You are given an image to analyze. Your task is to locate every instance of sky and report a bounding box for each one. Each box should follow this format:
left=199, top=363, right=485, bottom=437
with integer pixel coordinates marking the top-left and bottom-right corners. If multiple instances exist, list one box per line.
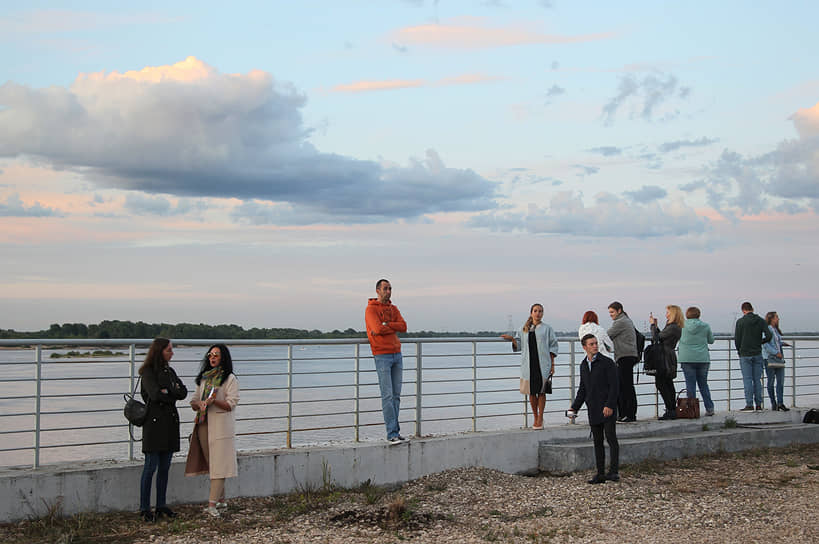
left=1, top=1, right=818, bottom=334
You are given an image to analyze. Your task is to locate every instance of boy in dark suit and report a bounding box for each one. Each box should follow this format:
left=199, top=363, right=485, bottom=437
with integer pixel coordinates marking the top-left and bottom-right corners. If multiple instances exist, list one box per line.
left=568, top=333, right=620, bottom=483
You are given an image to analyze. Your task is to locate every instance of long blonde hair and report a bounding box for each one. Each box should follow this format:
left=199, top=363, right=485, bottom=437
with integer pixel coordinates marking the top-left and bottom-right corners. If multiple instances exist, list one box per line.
left=666, top=305, right=684, bottom=328
left=523, top=303, right=543, bottom=333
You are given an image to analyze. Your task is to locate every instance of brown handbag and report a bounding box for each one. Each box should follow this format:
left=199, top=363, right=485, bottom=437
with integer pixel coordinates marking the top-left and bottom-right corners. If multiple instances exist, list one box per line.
left=675, top=389, right=700, bottom=419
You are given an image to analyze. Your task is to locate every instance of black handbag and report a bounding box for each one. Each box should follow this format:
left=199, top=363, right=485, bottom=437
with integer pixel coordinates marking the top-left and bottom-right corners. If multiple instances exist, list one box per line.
left=544, top=374, right=553, bottom=394
left=643, top=342, right=664, bottom=376
left=124, top=376, right=148, bottom=428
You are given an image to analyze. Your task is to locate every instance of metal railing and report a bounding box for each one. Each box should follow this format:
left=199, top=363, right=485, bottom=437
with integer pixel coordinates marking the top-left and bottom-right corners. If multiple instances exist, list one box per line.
left=0, top=335, right=817, bottom=469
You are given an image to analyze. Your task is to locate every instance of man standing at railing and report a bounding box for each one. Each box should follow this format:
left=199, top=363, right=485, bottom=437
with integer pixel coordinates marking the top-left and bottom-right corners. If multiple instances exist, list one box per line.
left=366, top=279, right=408, bottom=445
left=734, top=301, right=773, bottom=412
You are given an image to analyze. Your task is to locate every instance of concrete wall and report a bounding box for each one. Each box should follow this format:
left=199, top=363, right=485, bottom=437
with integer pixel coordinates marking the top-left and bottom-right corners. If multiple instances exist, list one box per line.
left=1, top=408, right=815, bottom=522
left=0, top=427, right=547, bottom=522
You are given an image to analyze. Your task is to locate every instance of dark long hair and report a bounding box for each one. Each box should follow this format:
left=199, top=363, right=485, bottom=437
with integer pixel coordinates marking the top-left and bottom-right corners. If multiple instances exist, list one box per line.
left=139, top=338, right=171, bottom=375
left=765, top=311, right=783, bottom=336
left=195, top=343, right=234, bottom=385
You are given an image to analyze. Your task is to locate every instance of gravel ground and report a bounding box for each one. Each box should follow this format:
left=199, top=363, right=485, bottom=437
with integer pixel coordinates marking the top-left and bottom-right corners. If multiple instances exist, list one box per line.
left=4, top=443, right=818, bottom=543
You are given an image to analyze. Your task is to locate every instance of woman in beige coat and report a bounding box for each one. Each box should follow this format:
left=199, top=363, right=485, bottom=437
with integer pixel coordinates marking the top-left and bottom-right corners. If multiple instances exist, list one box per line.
left=185, top=344, right=239, bottom=517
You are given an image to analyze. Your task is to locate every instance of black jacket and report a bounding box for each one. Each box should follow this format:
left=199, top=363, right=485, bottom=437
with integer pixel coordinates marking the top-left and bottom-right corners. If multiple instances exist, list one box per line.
left=140, top=365, right=187, bottom=453
left=571, top=353, right=619, bottom=425
left=652, top=322, right=681, bottom=379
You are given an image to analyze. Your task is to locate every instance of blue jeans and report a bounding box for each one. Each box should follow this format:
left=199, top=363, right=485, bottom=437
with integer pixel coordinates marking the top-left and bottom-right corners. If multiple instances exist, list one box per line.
left=765, top=360, right=785, bottom=407
left=739, top=355, right=764, bottom=407
left=374, top=352, right=403, bottom=439
left=140, top=451, right=173, bottom=511
left=680, top=362, right=714, bottom=413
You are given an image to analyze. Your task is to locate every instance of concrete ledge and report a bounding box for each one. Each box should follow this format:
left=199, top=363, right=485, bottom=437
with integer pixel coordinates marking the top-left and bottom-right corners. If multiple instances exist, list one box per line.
left=1, top=408, right=814, bottom=522
left=538, top=412, right=819, bottom=473
left=0, top=427, right=547, bottom=522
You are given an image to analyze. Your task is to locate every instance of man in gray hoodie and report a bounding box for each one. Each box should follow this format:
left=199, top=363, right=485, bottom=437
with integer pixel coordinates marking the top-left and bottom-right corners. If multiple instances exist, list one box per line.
left=607, top=301, right=638, bottom=422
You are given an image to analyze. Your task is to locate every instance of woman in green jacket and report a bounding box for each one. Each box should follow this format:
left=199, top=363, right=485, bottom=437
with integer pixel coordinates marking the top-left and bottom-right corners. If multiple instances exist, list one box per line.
left=678, top=307, right=715, bottom=416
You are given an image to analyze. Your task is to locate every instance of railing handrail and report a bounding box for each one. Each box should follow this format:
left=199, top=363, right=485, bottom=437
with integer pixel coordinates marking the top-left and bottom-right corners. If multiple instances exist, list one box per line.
left=1, top=333, right=817, bottom=348
left=0, top=335, right=816, bottom=469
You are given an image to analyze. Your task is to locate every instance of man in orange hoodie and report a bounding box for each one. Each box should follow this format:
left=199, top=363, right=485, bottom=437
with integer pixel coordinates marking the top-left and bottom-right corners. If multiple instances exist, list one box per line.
left=365, top=279, right=408, bottom=444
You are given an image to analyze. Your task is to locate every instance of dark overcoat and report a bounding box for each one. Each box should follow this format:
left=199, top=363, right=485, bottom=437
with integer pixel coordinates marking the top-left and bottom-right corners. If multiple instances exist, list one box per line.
left=140, top=364, right=187, bottom=453
left=571, top=353, right=619, bottom=425
left=652, top=322, right=682, bottom=379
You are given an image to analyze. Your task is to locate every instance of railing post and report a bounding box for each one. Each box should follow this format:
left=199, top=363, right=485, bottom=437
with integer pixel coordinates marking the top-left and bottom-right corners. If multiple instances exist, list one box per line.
left=728, top=338, right=731, bottom=412
left=471, top=341, right=477, bottom=433
left=34, top=344, right=42, bottom=469
left=128, top=344, right=136, bottom=460
left=415, top=343, right=422, bottom=437
left=790, top=339, right=797, bottom=408
left=286, top=344, right=293, bottom=448
left=569, top=341, right=576, bottom=400
left=354, top=343, right=360, bottom=442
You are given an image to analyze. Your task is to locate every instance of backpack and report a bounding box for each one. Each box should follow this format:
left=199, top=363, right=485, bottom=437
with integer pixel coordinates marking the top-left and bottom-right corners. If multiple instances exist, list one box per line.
left=634, top=328, right=646, bottom=361
left=642, top=342, right=663, bottom=376
left=804, top=409, right=819, bottom=424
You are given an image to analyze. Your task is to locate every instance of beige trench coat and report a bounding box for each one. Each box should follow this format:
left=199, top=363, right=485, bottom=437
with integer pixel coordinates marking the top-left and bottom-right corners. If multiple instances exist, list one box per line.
left=185, top=373, right=239, bottom=479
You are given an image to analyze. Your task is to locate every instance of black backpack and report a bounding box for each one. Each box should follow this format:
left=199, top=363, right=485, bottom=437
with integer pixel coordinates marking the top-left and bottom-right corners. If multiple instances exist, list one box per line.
left=804, top=409, right=819, bottom=424
left=642, top=342, right=663, bottom=376
left=634, top=328, right=646, bottom=361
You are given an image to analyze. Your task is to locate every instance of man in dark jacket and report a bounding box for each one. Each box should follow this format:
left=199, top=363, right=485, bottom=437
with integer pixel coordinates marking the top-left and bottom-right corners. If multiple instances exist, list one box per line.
left=734, top=301, right=773, bottom=411
left=568, top=334, right=620, bottom=484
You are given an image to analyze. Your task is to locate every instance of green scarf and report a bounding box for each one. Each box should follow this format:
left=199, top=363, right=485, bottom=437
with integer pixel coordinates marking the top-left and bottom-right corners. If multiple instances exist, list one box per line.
left=195, top=367, right=224, bottom=425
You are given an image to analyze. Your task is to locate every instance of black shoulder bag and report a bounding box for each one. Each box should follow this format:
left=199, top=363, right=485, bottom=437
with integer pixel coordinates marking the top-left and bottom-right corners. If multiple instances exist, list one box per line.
left=124, top=376, right=148, bottom=440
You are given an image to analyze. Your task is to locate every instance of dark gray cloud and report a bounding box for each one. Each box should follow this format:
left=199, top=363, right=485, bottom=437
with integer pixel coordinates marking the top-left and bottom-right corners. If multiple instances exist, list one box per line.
left=602, top=72, right=690, bottom=124
left=586, top=146, right=621, bottom=157
left=545, top=84, right=565, bottom=98
left=572, top=164, right=599, bottom=176
left=124, top=193, right=208, bottom=217
left=467, top=191, right=707, bottom=238
left=0, top=193, right=63, bottom=217
left=0, top=59, right=497, bottom=225
left=658, top=136, right=718, bottom=153
left=624, top=185, right=668, bottom=203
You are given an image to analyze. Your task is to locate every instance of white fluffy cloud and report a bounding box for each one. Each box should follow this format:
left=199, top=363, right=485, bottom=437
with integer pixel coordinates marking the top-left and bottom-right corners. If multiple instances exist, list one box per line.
left=0, top=57, right=497, bottom=224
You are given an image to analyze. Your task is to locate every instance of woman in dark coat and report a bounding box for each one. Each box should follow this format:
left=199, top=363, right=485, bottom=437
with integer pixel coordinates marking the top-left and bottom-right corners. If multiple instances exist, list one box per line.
left=650, top=305, right=683, bottom=420
left=139, top=338, right=187, bottom=522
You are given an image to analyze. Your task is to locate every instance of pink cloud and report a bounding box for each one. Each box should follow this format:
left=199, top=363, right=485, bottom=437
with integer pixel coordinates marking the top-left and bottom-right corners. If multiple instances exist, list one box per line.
left=330, top=73, right=501, bottom=94
left=391, top=16, right=615, bottom=49
left=330, top=79, right=425, bottom=93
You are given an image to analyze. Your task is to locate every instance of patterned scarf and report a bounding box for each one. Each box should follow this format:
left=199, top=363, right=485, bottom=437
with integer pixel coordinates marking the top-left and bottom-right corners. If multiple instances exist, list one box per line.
left=195, top=367, right=224, bottom=425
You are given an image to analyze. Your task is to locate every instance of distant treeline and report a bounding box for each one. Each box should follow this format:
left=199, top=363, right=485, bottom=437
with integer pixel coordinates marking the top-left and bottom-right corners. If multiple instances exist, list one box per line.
left=0, top=320, right=508, bottom=340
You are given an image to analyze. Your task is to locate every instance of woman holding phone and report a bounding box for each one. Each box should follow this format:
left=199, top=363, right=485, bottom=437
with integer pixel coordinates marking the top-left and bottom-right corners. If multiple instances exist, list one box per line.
left=185, top=344, right=240, bottom=517
left=501, top=303, right=559, bottom=430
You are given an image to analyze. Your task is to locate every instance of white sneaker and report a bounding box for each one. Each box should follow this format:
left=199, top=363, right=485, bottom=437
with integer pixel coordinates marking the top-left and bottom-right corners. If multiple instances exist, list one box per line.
left=204, top=505, right=220, bottom=517
left=216, top=501, right=228, bottom=509
left=388, top=436, right=402, bottom=445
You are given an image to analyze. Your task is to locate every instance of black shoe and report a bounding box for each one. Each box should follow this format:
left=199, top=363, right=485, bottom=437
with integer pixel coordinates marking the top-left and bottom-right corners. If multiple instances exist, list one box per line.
left=659, top=412, right=676, bottom=420
left=778, top=405, right=790, bottom=412
left=140, top=510, right=155, bottom=522
left=156, top=506, right=178, bottom=519
left=756, top=405, right=763, bottom=411
left=588, top=474, right=606, bottom=484
left=605, top=473, right=620, bottom=482
left=620, top=417, right=636, bottom=423
left=738, top=405, right=755, bottom=412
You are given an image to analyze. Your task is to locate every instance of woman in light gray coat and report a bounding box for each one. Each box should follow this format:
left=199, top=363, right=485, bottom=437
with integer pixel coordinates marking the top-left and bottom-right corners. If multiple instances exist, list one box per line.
left=678, top=307, right=715, bottom=416
left=502, top=303, right=558, bottom=430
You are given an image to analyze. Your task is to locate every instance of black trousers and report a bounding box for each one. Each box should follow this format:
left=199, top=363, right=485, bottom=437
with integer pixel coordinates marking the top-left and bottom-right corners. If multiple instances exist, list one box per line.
left=617, top=356, right=638, bottom=419
left=655, top=374, right=677, bottom=415
left=590, top=418, right=619, bottom=476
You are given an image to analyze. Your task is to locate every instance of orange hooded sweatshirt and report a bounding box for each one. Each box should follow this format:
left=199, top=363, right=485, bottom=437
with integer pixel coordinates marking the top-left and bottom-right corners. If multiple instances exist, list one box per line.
left=365, top=298, right=407, bottom=355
